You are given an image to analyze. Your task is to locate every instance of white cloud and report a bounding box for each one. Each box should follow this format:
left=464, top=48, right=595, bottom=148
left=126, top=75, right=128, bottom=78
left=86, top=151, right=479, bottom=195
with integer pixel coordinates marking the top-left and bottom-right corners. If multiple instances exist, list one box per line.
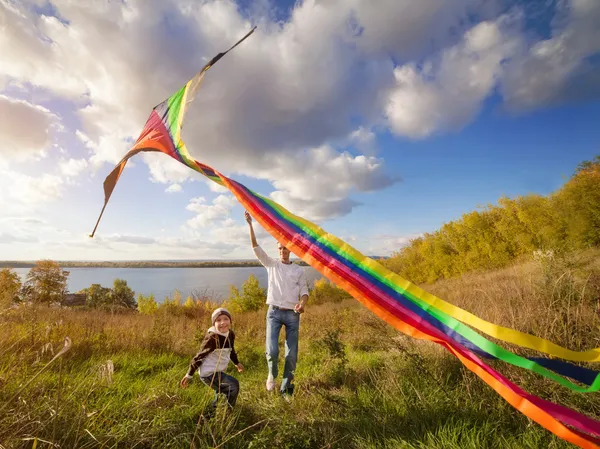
left=501, top=0, right=600, bottom=110
left=257, top=146, right=398, bottom=221
left=349, top=0, right=486, bottom=59
left=166, top=183, right=182, bottom=193
left=143, top=152, right=203, bottom=184
left=364, top=233, right=422, bottom=257
left=348, top=126, right=377, bottom=155
left=59, top=158, right=88, bottom=177
left=4, top=171, right=64, bottom=205
left=0, top=95, right=57, bottom=160
left=185, top=194, right=236, bottom=228
left=0, top=217, right=47, bottom=225
left=0, top=232, right=39, bottom=244
left=385, top=18, right=520, bottom=138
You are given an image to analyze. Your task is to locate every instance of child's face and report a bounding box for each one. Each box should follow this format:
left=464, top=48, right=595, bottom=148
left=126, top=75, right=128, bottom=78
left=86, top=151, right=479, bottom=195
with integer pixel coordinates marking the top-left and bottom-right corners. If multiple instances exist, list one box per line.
left=214, top=314, right=231, bottom=333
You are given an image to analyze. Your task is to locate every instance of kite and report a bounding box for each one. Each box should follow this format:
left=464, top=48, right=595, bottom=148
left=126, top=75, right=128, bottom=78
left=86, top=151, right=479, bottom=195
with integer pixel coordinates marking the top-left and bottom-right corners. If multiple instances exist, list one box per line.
left=91, top=28, right=600, bottom=448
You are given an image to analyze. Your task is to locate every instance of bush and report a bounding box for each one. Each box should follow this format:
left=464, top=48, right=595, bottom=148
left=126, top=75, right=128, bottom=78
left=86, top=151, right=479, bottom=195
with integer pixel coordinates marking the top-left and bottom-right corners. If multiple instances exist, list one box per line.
left=0, top=268, right=21, bottom=307
left=138, top=294, right=158, bottom=315
left=227, top=274, right=267, bottom=312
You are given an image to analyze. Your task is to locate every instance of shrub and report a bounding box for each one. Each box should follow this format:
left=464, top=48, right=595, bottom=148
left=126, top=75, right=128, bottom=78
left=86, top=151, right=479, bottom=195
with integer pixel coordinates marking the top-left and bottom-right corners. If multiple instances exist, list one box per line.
left=227, top=274, right=267, bottom=312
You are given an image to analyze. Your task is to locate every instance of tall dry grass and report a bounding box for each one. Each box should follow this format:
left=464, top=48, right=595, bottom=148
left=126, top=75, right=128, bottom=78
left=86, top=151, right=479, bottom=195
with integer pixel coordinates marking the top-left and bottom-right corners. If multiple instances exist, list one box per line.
left=1, top=252, right=599, bottom=448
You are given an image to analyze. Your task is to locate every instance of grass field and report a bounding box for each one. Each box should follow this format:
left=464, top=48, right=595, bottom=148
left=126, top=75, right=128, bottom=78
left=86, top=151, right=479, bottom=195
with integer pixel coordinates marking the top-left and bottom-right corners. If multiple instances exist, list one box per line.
left=1, top=252, right=600, bottom=448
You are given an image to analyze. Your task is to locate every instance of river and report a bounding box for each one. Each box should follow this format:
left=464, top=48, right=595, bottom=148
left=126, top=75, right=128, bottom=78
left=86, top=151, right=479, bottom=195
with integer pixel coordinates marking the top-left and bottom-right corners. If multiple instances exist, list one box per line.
left=12, top=266, right=324, bottom=302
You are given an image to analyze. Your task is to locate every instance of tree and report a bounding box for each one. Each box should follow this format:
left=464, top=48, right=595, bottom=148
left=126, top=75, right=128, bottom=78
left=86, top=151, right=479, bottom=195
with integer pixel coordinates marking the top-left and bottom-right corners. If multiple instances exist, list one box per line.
left=112, top=279, right=136, bottom=309
left=228, top=274, right=267, bottom=312
left=78, top=284, right=112, bottom=307
left=555, top=155, right=600, bottom=247
left=23, top=260, right=69, bottom=304
left=0, top=268, right=22, bottom=307
left=138, top=293, right=158, bottom=315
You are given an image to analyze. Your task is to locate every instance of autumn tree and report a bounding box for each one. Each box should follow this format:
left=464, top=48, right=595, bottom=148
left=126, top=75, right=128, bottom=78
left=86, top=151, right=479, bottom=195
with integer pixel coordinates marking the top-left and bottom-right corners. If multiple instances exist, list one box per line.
left=78, top=284, right=112, bottom=307
left=0, top=268, right=22, bottom=307
left=112, top=279, right=136, bottom=309
left=138, top=293, right=158, bottom=315
left=23, top=260, right=69, bottom=304
left=227, top=274, right=267, bottom=312
left=554, top=155, right=600, bottom=247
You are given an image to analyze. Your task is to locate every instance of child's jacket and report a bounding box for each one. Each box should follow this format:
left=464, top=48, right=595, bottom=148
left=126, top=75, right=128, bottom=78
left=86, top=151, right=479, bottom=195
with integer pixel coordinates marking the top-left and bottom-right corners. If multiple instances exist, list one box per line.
left=186, top=327, right=239, bottom=378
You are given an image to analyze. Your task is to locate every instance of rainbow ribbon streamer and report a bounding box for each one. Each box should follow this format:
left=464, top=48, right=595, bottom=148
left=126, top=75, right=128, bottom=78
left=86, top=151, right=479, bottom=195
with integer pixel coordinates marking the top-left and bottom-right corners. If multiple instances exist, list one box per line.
left=91, top=29, right=600, bottom=448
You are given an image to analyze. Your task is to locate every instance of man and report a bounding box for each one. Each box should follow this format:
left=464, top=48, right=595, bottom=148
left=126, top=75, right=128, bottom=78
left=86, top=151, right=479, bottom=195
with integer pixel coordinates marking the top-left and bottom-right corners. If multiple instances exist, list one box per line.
left=245, top=210, right=309, bottom=398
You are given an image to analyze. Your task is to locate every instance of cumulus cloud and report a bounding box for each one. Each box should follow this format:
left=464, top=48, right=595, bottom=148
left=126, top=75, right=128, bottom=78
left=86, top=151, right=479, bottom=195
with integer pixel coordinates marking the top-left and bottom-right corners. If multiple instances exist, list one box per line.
left=185, top=194, right=236, bottom=228
left=59, top=158, right=88, bottom=177
left=385, top=18, right=520, bottom=138
left=364, top=233, right=422, bottom=256
left=1, top=0, right=470, bottom=219
left=256, top=145, right=398, bottom=220
left=0, top=95, right=57, bottom=159
left=501, top=0, right=600, bottom=109
left=3, top=171, right=64, bottom=205
left=165, top=183, right=182, bottom=193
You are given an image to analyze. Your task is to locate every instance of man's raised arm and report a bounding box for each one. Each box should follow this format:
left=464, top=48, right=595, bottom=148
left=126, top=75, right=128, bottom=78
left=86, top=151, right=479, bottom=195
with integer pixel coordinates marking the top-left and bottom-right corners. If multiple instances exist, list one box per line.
left=245, top=211, right=258, bottom=248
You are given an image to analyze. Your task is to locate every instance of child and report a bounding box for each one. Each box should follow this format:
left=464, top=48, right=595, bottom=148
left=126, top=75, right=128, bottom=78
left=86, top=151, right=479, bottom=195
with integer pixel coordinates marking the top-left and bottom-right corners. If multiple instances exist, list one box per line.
left=180, top=308, right=244, bottom=418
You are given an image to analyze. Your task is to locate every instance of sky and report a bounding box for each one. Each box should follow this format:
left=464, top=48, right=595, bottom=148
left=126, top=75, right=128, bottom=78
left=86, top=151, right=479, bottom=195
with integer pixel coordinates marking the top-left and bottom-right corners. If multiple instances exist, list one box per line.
left=0, top=0, right=599, bottom=261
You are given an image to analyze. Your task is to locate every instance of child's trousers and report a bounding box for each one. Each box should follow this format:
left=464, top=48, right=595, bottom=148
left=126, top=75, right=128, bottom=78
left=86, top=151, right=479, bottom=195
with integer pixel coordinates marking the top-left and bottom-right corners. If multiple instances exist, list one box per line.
left=200, top=372, right=240, bottom=413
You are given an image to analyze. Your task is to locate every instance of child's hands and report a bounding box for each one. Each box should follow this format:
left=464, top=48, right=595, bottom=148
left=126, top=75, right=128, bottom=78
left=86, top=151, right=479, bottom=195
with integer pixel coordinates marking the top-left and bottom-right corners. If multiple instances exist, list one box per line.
left=236, top=363, right=245, bottom=373
left=180, top=376, right=191, bottom=388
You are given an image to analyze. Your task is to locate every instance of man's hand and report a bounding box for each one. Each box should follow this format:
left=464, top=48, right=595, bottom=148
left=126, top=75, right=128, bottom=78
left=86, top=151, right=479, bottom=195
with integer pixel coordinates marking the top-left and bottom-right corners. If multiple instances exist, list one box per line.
left=180, top=376, right=191, bottom=388
left=236, top=363, right=245, bottom=373
left=245, top=211, right=259, bottom=247
left=294, top=302, right=305, bottom=314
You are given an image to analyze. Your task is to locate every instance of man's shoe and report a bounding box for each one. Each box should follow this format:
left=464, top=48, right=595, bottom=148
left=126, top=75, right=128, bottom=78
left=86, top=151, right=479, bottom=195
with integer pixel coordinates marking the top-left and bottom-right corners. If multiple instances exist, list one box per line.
left=266, top=376, right=276, bottom=391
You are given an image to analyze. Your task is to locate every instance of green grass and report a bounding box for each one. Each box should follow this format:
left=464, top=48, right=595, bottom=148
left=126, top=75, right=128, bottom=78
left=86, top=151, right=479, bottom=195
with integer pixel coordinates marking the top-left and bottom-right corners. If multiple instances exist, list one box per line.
left=1, top=254, right=600, bottom=448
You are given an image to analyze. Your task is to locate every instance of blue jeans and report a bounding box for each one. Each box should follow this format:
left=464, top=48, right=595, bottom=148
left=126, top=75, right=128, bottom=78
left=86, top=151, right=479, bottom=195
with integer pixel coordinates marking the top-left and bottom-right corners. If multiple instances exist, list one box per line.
left=200, top=371, right=239, bottom=415
left=265, top=305, right=300, bottom=395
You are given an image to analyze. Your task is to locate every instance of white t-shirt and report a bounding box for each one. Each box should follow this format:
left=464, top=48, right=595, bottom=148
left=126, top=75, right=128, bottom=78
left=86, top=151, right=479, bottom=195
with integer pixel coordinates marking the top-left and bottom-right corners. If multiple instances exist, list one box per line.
left=253, top=245, right=309, bottom=309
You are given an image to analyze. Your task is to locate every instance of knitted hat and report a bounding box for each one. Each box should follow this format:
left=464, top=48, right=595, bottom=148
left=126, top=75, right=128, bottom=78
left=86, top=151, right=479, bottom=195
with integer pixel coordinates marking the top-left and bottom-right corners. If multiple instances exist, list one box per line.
left=211, top=307, right=232, bottom=325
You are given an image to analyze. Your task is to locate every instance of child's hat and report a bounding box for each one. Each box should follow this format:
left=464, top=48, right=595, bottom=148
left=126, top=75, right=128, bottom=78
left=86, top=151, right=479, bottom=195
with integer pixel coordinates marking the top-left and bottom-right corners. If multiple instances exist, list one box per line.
left=211, top=307, right=232, bottom=324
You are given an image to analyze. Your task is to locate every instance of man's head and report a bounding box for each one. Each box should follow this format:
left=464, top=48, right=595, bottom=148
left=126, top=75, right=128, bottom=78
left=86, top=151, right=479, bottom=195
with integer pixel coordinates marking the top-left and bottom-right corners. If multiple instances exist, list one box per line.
left=211, top=307, right=232, bottom=333
left=278, top=242, right=291, bottom=264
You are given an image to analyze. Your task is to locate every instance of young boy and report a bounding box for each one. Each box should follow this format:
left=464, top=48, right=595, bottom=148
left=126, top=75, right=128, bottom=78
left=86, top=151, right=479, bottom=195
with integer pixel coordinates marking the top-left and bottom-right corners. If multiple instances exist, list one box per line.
left=180, top=308, right=244, bottom=418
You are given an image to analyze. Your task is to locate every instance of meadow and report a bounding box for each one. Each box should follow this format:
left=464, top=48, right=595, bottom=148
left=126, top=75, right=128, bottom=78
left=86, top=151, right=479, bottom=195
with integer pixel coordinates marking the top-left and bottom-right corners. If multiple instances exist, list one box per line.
left=1, top=251, right=600, bottom=449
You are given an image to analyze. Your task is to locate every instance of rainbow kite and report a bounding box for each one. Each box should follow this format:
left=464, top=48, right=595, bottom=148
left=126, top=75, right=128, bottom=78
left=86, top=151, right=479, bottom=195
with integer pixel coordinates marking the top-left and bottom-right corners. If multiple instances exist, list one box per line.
left=91, top=28, right=600, bottom=448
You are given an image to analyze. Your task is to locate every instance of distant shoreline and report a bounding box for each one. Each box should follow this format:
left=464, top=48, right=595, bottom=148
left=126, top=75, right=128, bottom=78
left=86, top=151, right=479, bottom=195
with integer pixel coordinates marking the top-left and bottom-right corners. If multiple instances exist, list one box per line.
left=1, top=260, right=308, bottom=268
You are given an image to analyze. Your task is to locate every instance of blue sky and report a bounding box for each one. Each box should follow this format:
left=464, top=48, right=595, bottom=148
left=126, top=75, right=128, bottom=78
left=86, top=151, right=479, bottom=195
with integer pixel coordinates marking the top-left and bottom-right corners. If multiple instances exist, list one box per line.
left=0, top=0, right=599, bottom=261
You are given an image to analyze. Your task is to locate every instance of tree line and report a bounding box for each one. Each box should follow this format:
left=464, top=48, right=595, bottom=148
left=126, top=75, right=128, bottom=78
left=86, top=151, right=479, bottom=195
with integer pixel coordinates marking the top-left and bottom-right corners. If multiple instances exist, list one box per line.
left=381, top=155, right=600, bottom=284
left=0, top=260, right=136, bottom=310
